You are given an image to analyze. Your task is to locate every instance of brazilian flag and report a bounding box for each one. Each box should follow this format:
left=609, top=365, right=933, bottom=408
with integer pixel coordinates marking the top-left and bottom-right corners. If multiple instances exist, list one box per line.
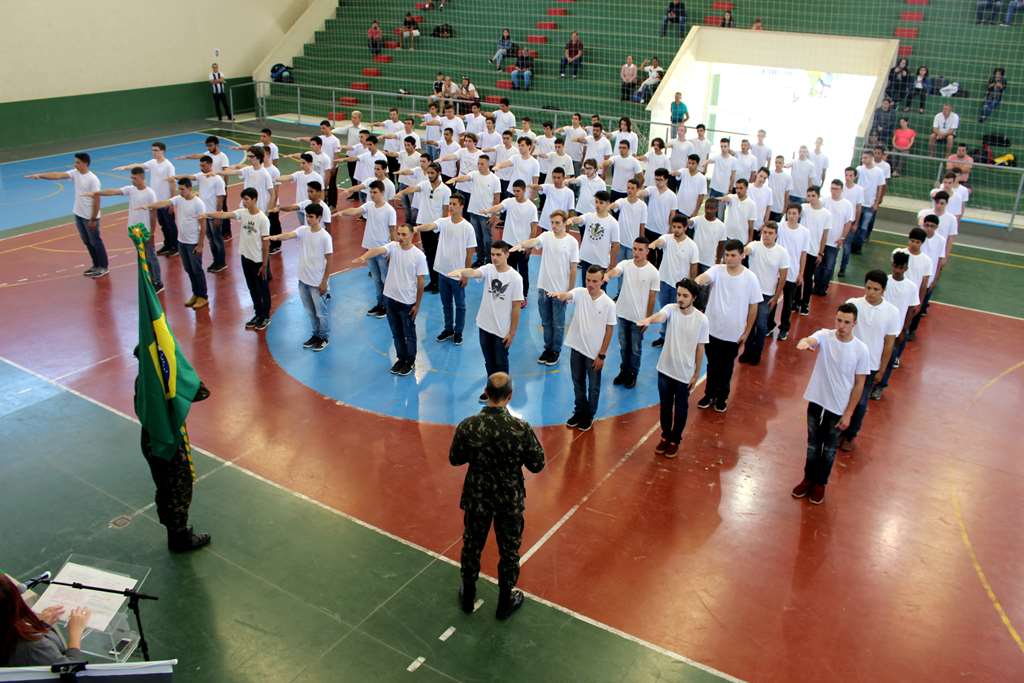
left=128, top=224, right=201, bottom=461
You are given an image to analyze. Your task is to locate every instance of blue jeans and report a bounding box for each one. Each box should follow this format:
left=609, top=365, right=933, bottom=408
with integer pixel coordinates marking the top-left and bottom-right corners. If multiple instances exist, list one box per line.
left=805, top=402, right=842, bottom=485
left=618, top=318, right=644, bottom=379
left=739, top=294, right=773, bottom=363
left=439, top=275, right=467, bottom=334
left=1007, top=0, right=1023, bottom=24
left=156, top=206, right=178, bottom=251
left=469, top=212, right=491, bottom=265
left=909, top=287, right=934, bottom=334
left=815, top=245, right=838, bottom=294
left=401, top=191, right=417, bottom=225
left=788, top=194, right=806, bottom=207
left=560, top=56, right=582, bottom=77
left=850, top=206, right=876, bottom=254
left=368, top=254, right=389, bottom=308
left=612, top=246, right=632, bottom=297
left=177, top=242, right=207, bottom=298
left=74, top=215, right=108, bottom=269
left=511, top=69, right=532, bottom=89
left=842, top=372, right=876, bottom=441
left=298, top=281, right=330, bottom=339
left=538, top=288, right=567, bottom=355
left=660, top=16, right=686, bottom=38
left=980, top=96, right=1002, bottom=120
left=385, top=296, right=417, bottom=362
left=658, top=372, right=690, bottom=443
left=570, top=349, right=602, bottom=420
left=479, top=329, right=509, bottom=377
left=656, top=281, right=676, bottom=341
left=205, top=219, right=226, bottom=268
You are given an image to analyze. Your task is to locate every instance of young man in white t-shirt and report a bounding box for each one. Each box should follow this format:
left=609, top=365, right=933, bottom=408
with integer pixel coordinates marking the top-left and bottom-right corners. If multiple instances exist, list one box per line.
left=811, top=137, right=829, bottom=186
left=448, top=155, right=501, bottom=268
left=906, top=217, right=945, bottom=342
left=602, top=139, right=643, bottom=203
left=689, top=198, right=726, bottom=278
left=798, top=186, right=831, bottom=315
left=734, top=139, right=759, bottom=184
left=719, top=178, right=758, bottom=244
left=415, top=193, right=476, bottom=345
left=649, top=214, right=699, bottom=347
left=145, top=178, right=209, bottom=309
left=170, top=156, right=228, bottom=273
left=766, top=155, right=793, bottom=222
left=603, top=236, right=660, bottom=387
left=671, top=153, right=707, bottom=220
left=176, top=135, right=232, bottom=239
left=566, top=191, right=620, bottom=287
left=396, top=161, right=450, bottom=292
left=449, top=241, right=525, bottom=401
left=746, top=167, right=773, bottom=237
left=610, top=177, right=648, bottom=268
left=636, top=168, right=678, bottom=271
left=220, top=145, right=275, bottom=215
left=838, top=166, right=865, bottom=277
left=839, top=270, right=901, bottom=452
left=556, top=113, right=587, bottom=176
left=694, top=239, right=762, bottom=412
left=917, top=190, right=957, bottom=259
left=738, top=221, right=789, bottom=365
left=667, top=124, right=695, bottom=191
left=851, top=151, right=886, bottom=253
left=816, top=179, right=855, bottom=295
left=115, top=142, right=179, bottom=255
left=873, top=250, right=920, bottom=400
left=483, top=180, right=538, bottom=298
left=548, top=265, right=617, bottom=432
left=201, top=187, right=272, bottom=330
left=705, top=138, right=737, bottom=218
left=752, top=129, right=772, bottom=170
left=510, top=210, right=579, bottom=365
left=91, top=165, right=157, bottom=285
left=339, top=181, right=398, bottom=316
left=638, top=278, right=709, bottom=457
left=265, top=204, right=333, bottom=351
left=353, top=224, right=429, bottom=376
left=772, top=205, right=813, bottom=340
left=568, top=159, right=607, bottom=216
left=530, top=168, right=575, bottom=233
left=786, top=146, right=816, bottom=205
left=793, top=302, right=871, bottom=504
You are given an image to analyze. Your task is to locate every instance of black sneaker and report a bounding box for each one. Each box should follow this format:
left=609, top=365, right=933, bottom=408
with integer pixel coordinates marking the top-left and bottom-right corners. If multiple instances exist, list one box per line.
left=869, top=385, right=883, bottom=400
left=495, top=590, right=525, bottom=620
left=89, top=267, right=109, bottom=279
left=697, top=395, right=714, bottom=409
left=303, top=335, right=319, bottom=348
left=837, top=270, right=846, bottom=278
left=576, top=417, right=593, bottom=432
left=453, top=333, right=463, bottom=345
left=437, top=330, right=455, bottom=343
left=478, top=392, right=488, bottom=403
left=254, top=317, right=271, bottom=331
left=82, top=267, right=99, bottom=277
left=245, top=316, right=259, bottom=330
left=778, top=330, right=789, bottom=341
left=623, top=376, right=637, bottom=389
left=207, top=263, right=228, bottom=273
left=396, top=360, right=415, bottom=376
left=612, top=372, right=627, bottom=386
left=154, top=283, right=165, bottom=294
left=893, top=357, right=901, bottom=368
left=537, top=350, right=551, bottom=364
left=168, top=526, right=212, bottom=553
left=714, top=398, right=728, bottom=413
left=312, top=337, right=329, bottom=352
left=390, top=360, right=404, bottom=374
left=800, top=306, right=810, bottom=316
left=367, top=305, right=384, bottom=318
left=652, top=338, right=665, bottom=348
left=565, top=413, right=581, bottom=428
left=544, top=352, right=560, bottom=366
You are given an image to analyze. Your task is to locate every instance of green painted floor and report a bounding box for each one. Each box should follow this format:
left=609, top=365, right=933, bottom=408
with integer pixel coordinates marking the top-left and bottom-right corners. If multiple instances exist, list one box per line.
left=0, top=361, right=724, bottom=682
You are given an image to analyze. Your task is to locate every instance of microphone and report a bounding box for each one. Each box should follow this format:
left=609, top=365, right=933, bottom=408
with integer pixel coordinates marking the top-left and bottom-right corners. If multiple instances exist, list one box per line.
left=23, top=571, right=51, bottom=591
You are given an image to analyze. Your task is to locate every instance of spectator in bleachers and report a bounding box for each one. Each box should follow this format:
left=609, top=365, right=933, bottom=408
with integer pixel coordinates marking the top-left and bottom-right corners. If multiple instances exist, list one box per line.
left=661, top=1, right=687, bottom=39
left=929, top=102, right=959, bottom=156
left=903, top=66, right=931, bottom=114
left=671, top=92, right=690, bottom=127
left=560, top=31, right=584, bottom=79
left=634, top=57, right=664, bottom=103
left=458, top=76, right=480, bottom=114
left=721, top=9, right=735, bottom=27
left=620, top=56, right=638, bottom=102
left=751, top=17, right=764, bottom=30
left=400, top=13, right=420, bottom=50
left=885, top=58, right=911, bottom=104
left=367, top=20, right=383, bottom=56
left=976, top=0, right=1003, bottom=24
left=890, top=117, right=916, bottom=177
left=979, top=67, right=1007, bottom=122
left=429, top=72, right=445, bottom=105
left=441, top=75, right=459, bottom=108
left=870, top=97, right=897, bottom=148
left=490, top=29, right=514, bottom=70
left=1003, top=0, right=1024, bottom=25
left=511, top=48, right=534, bottom=91
left=946, top=144, right=974, bottom=185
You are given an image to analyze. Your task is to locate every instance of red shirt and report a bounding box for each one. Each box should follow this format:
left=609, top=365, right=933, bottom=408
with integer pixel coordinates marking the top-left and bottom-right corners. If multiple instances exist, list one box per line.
left=893, top=128, right=916, bottom=151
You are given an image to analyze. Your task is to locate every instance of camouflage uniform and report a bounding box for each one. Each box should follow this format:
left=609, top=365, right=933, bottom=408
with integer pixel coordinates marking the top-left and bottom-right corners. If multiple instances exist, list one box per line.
left=141, top=426, right=195, bottom=532
left=449, top=406, right=546, bottom=593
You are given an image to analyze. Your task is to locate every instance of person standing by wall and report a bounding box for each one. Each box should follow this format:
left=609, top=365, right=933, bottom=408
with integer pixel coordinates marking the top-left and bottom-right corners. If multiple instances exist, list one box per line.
left=209, top=63, right=231, bottom=121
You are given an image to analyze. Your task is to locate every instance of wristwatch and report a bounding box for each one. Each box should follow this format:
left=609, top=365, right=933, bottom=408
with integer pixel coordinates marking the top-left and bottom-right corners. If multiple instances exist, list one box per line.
left=598, top=353, right=606, bottom=359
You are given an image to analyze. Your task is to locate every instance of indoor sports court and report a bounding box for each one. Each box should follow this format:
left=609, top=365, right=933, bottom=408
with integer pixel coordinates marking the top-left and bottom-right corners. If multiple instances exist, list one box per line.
left=2, top=1, right=1023, bottom=682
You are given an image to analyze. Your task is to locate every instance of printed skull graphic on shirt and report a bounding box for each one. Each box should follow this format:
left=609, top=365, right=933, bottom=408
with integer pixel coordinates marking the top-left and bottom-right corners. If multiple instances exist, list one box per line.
left=489, top=278, right=510, bottom=300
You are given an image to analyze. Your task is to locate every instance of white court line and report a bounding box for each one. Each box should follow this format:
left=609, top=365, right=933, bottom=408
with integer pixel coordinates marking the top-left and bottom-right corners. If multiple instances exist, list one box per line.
left=0, top=354, right=744, bottom=682
left=52, top=352, right=124, bottom=382
left=438, top=626, right=455, bottom=642
left=833, top=280, right=1023, bottom=321
left=406, top=656, right=426, bottom=672
left=873, top=228, right=1023, bottom=257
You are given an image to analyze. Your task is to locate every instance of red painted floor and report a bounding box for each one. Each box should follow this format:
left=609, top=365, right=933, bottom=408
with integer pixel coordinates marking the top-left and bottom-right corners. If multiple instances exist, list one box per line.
left=2, top=187, right=1021, bottom=681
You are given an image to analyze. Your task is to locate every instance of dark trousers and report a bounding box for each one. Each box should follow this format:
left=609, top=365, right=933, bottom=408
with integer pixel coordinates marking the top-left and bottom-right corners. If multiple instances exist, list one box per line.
left=268, top=211, right=282, bottom=252
left=479, top=329, right=509, bottom=377
left=385, top=296, right=417, bottom=362
left=560, top=56, right=582, bottom=77
left=178, top=243, right=208, bottom=298
left=241, top=256, right=271, bottom=319
left=618, top=318, right=644, bottom=378
left=814, top=245, right=838, bottom=295
left=74, top=215, right=108, bottom=269
left=909, top=287, right=934, bottom=334
left=739, top=294, right=773, bottom=364
left=842, top=373, right=876, bottom=441
left=156, top=206, right=178, bottom=251
left=695, top=263, right=710, bottom=311
left=800, top=256, right=816, bottom=309
left=205, top=219, right=226, bottom=268
left=142, top=430, right=193, bottom=531
left=644, top=228, right=664, bottom=268
left=508, top=251, right=530, bottom=293
left=570, top=349, right=602, bottom=420
left=460, top=509, right=525, bottom=592
left=768, top=281, right=799, bottom=335
left=805, top=402, right=842, bottom=486
left=658, top=372, right=690, bottom=443
left=212, top=91, right=232, bottom=120
left=218, top=196, right=231, bottom=238
left=703, top=335, right=739, bottom=401
left=469, top=212, right=491, bottom=265
left=878, top=335, right=907, bottom=389
left=420, top=229, right=440, bottom=289
left=326, top=169, right=338, bottom=209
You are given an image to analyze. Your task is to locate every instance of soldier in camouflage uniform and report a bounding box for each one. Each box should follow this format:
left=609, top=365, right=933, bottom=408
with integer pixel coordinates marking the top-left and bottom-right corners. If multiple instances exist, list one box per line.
left=449, top=372, right=546, bottom=620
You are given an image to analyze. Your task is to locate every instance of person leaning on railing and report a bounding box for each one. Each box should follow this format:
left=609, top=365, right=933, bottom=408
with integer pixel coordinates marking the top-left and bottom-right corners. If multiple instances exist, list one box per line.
left=0, top=574, right=91, bottom=667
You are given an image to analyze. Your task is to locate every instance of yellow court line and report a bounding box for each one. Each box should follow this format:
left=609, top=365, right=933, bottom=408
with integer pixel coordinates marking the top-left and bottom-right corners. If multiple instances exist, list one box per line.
left=872, top=239, right=1024, bottom=270
left=951, top=493, right=1024, bottom=654
left=971, top=360, right=1024, bottom=406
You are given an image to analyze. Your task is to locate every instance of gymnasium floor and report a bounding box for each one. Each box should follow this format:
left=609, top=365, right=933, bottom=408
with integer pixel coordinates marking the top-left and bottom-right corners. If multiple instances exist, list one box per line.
left=1, top=130, right=1022, bottom=682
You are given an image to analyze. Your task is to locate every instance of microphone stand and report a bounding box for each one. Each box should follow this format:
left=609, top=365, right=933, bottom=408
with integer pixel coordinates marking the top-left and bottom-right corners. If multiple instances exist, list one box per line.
left=35, top=579, right=158, bottom=661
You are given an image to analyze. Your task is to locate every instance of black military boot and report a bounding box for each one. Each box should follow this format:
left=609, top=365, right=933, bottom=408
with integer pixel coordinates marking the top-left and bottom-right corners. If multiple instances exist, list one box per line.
left=458, top=579, right=476, bottom=614
left=495, top=588, right=524, bottom=620
left=168, top=526, right=212, bottom=553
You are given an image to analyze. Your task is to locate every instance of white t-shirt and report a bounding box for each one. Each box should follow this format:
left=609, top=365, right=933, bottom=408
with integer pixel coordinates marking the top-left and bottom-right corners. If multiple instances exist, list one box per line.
left=382, top=120, right=405, bottom=154
left=675, top=171, right=707, bottom=218
left=191, top=173, right=226, bottom=212
left=776, top=224, right=813, bottom=283
left=668, top=138, right=695, bottom=170
left=494, top=144, right=516, bottom=181
left=842, top=183, right=866, bottom=208
left=803, top=329, right=871, bottom=415
left=643, top=151, right=671, bottom=188
left=297, top=199, right=332, bottom=226
left=120, top=185, right=156, bottom=229
left=789, top=158, right=815, bottom=197
left=932, top=112, right=960, bottom=133
left=565, top=287, right=617, bottom=359
left=800, top=204, right=832, bottom=254
left=690, top=137, right=712, bottom=168
left=583, top=135, right=613, bottom=164
left=254, top=141, right=279, bottom=161
left=609, top=155, right=643, bottom=192
left=510, top=155, right=540, bottom=188
left=577, top=212, right=620, bottom=267
left=746, top=241, right=790, bottom=295
left=422, top=114, right=442, bottom=145
left=170, top=195, right=207, bottom=244
left=612, top=197, right=647, bottom=245
left=499, top=197, right=538, bottom=244
left=691, top=216, right=726, bottom=266
left=747, top=184, right=772, bottom=228
left=917, top=208, right=958, bottom=240
left=614, top=260, right=660, bottom=323
left=208, top=151, right=231, bottom=173
left=921, top=233, right=947, bottom=282
left=562, top=125, right=586, bottom=161
left=311, top=151, right=332, bottom=179
left=895, top=248, right=933, bottom=289
left=547, top=152, right=574, bottom=179
left=456, top=148, right=484, bottom=193
left=475, top=265, right=525, bottom=337
left=383, top=242, right=429, bottom=305
left=241, top=166, right=275, bottom=212
left=479, top=131, right=502, bottom=163
left=752, top=143, right=772, bottom=169
left=723, top=195, right=757, bottom=242
left=656, top=235, right=700, bottom=285
left=884, top=276, right=920, bottom=324
left=360, top=201, right=398, bottom=249
left=944, top=184, right=970, bottom=217
left=537, top=184, right=575, bottom=230
left=810, top=151, right=829, bottom=185
left=856, top=164, right=886, bottom=206
left=734, top=152, right=759, bottom=182
left=708, top=153, right=736, bottom=194
left=355, top=150, right=387, bottom=184
left=294, top=225, right=333, bottom=287
left=319, top=134, right=341, bottom=163
left=464, top=170, right=500, bottom=215
left=535, top=135, right=557, bottom=173
left=433, top=217, right=477, bottom=277
left=143, top=159, right=176, bottom=201
left=645, top=187, right=677, bottom=235
left=233, top=208, right=270, bottom=262
left=574, top=175, right=607, bottom=215
left=288, top=170, right=324, bottom=204
left=656, top=305, right=710, bottom=383
left=613, top=131, right=639, bottom=155
left=823, top=197, right=855, bottom=247
left=847, top=296, right=902, bottom=371
left=536, top=231, right=580, bottom=293
left=767, top=170, right=793, bottom=213
left=492, top=110, right=516, bottom=136
left=416, top=180, right=451, bottom=225
left=703, top=265, right=762, bottom=342
left=439, top=115, right=466, bottom=138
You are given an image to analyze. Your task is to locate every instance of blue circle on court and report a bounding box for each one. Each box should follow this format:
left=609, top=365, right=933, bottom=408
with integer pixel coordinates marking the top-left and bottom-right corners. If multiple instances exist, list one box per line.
left=266, top=260, right=668, bottom=426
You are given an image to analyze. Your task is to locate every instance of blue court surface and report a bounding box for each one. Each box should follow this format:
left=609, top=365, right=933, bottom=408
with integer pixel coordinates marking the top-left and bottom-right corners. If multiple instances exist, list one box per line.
left=267, top=262, right=707, bottom=426
left=0, top=132, right=240, bottom=233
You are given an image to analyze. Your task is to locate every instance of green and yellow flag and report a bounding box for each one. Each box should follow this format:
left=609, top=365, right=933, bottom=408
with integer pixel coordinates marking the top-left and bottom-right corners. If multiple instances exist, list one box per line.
left=128, top=224, right=201, bottom=461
